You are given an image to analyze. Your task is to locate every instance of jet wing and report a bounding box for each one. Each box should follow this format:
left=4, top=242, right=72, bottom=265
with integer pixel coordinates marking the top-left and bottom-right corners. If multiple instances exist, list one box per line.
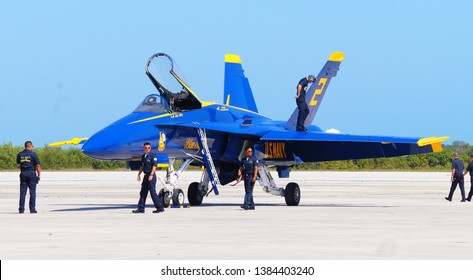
left=261, top=131, right=448, bottom=162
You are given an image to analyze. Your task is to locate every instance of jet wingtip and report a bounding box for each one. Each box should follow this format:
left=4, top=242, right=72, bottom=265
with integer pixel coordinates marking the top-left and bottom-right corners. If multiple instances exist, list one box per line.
left=417, top=136, right=449, bottom=153
left=417, top=136, right=449, bottom=147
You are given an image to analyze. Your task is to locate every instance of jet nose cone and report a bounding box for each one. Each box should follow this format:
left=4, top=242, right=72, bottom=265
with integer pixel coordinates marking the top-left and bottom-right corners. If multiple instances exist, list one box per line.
left=81, top=112, right=159, bottom=160
left=81, top=134, right=110, bottom=159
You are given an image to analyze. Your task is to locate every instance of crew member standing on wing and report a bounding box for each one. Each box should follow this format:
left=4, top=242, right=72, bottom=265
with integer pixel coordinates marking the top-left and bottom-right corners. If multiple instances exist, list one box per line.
left=445, top=152, right=466, bottom=202
left=133, top=142, right=165, bottom=213
left=464, top=154, right=473, bottom=202
left=295, top=75, right=316, bottom=131
left=237, top=146, right=259, bottom=210
left=16, top=141, right=41, bottom=214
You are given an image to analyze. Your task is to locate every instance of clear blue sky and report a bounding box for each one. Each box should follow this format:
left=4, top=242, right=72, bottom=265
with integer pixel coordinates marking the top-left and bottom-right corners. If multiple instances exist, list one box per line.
left=1, top=1, right=472, bottom=147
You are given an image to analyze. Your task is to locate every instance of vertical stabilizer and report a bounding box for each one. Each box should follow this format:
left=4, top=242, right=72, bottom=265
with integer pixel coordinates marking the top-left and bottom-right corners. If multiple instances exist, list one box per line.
left=223, top=54, right=258, bottom=113
left=286, top=52, right=344, bottom=130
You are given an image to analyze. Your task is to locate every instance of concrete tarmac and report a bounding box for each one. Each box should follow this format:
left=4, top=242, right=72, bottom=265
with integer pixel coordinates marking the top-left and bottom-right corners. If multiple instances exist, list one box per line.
left=0, top=171, right=472, bottom=259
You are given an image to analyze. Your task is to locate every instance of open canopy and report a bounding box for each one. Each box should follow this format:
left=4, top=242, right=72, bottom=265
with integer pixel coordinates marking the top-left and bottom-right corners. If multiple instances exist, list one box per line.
left=146, top=53, right=202, bottom=112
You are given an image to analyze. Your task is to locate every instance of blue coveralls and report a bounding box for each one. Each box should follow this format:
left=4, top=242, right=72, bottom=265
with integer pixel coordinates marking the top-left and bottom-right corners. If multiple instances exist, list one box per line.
left=16, top=149, right=40, bottom=213
left=240, top=156, right=258, bottom=208
left=137, top=152, right=165, bottom=212
left=447, top=158, right=466, bottom=201
left=296, top=77, right=310, bottom=131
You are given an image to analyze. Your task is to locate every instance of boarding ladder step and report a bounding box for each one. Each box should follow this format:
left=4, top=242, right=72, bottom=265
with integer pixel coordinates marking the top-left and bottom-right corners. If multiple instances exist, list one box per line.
left=196, top=128, right=221, bottom=195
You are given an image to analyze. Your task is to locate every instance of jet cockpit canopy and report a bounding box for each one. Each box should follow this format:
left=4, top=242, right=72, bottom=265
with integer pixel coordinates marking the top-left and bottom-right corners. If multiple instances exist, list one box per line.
left=146, top=53, right=202, bottom=112
left=133, top=94, right=170, bottom=114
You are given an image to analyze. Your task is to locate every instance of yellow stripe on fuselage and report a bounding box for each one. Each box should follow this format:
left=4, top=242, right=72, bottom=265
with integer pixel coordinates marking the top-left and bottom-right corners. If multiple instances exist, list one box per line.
left=128, top=103, right=266, bottom=125
left=128, top=113, right=175, bottom=124
left=128, top=102, right=215, bottom=125
left=202, top=101, right=216, bottom=107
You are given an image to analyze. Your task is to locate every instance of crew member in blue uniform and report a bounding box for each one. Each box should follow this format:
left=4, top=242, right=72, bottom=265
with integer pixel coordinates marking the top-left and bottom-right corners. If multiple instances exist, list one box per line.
left=465, top=154, right=473, bottom=202
left=237, top=146, right=259, bottom=210
left=16, top=141, right=41, bottom=213
left=445, top=152, right=466, bottom=202
left=295, top=75, right=316, bottom=131
left=133, top=142, right=165, bottom=213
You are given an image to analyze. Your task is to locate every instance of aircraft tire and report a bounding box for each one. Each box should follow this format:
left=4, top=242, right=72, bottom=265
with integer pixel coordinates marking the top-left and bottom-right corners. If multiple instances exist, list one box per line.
left=188, top=182, right=203, bottom=206
left=172, top=188, right=185, bottom=206
left=285, top=182, right=301, bottom=206
left=159, top=189, right=171, bottom=208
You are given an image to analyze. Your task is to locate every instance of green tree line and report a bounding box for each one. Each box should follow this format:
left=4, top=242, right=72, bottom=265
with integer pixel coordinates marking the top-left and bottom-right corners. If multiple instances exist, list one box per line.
left=1, top=141, right=472, bottom=171
left=0, top=143, right=125, bottom=170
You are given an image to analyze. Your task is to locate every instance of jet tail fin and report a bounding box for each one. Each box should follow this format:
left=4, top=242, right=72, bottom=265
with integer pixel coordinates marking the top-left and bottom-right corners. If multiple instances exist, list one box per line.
left=286, top=52, right=344, bottom=130
left=223, top=54, right=258, bottom=113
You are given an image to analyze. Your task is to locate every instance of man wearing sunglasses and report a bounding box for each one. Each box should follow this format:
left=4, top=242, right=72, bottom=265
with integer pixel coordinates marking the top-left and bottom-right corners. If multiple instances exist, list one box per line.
left=133, top=142, right=165, bottom=213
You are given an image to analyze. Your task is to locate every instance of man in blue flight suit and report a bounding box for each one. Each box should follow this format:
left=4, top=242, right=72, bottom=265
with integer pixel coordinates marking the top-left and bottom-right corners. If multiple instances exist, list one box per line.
left=236, top=146, right=259, bottom=210
left=445, top=152, right=466, bottom=202
left=132, top=142, right=165, bottom=213
left=16, top=141, right=41, bottom=213
left=295, top=75, right=316, bottom=131
left=465, top=154, right=473, bottom=202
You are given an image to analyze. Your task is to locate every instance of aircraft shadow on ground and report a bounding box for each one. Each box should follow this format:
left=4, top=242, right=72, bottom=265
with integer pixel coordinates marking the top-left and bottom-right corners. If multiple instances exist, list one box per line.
left=49, top=203, right=397, bottom=212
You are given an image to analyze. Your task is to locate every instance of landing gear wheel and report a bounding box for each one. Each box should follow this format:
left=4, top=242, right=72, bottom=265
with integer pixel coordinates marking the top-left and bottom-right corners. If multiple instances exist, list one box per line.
left=172, top=188, right=185, bottom=206
left=188, top=182, right=204, bottom=206
left=159, top=189, right=171, bottom=208
left=285, top=182, right=301, bottom=206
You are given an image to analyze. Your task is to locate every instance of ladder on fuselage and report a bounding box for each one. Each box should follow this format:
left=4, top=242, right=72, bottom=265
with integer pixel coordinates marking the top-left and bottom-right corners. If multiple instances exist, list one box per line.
left=195, top=128, right=221, bottom=195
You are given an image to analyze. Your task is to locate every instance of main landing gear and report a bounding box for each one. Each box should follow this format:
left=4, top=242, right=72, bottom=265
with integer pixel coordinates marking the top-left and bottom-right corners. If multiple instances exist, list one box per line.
left=159, top=160, right=301, bottom=207
left=257, top=165, right=301, bottom=206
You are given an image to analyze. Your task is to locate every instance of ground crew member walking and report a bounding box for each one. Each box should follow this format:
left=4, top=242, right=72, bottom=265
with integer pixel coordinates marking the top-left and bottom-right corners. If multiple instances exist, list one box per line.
left=132, top=142, right=165, bottom=213
left=237, top=146, right=259, bottom=210
left=465, top=154, right=473, bottom=202
left=445, top=152, right=466, bottom=202
left=295, top=75, right=316, bottom=131
left=16, top=141, right=41, bottom=213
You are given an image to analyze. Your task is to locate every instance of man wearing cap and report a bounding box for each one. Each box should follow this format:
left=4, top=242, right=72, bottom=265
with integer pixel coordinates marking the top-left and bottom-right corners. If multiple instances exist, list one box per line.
left=16, top=141, right=41, bottom=213
left=295, top=75, right=316, bottom=131
left=464, top=154, right=473, bottom=201
left=445, top=152, right=466, bottom=202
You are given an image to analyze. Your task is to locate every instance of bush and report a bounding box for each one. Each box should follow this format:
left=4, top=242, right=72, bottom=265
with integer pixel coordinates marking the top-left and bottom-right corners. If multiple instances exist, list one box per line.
left=1, top=141, right=471, bottom=171
left=1, top=143, right=125, bottom=170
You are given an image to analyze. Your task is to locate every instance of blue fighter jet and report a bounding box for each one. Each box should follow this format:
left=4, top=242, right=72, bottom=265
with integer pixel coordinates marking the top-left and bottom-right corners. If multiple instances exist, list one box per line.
left=51, top=52, right=448, bottom=207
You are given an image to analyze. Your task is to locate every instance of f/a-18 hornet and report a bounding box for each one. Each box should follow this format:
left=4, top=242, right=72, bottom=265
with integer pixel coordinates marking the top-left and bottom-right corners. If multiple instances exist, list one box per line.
left=52, top=52, right=448, bottom=207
